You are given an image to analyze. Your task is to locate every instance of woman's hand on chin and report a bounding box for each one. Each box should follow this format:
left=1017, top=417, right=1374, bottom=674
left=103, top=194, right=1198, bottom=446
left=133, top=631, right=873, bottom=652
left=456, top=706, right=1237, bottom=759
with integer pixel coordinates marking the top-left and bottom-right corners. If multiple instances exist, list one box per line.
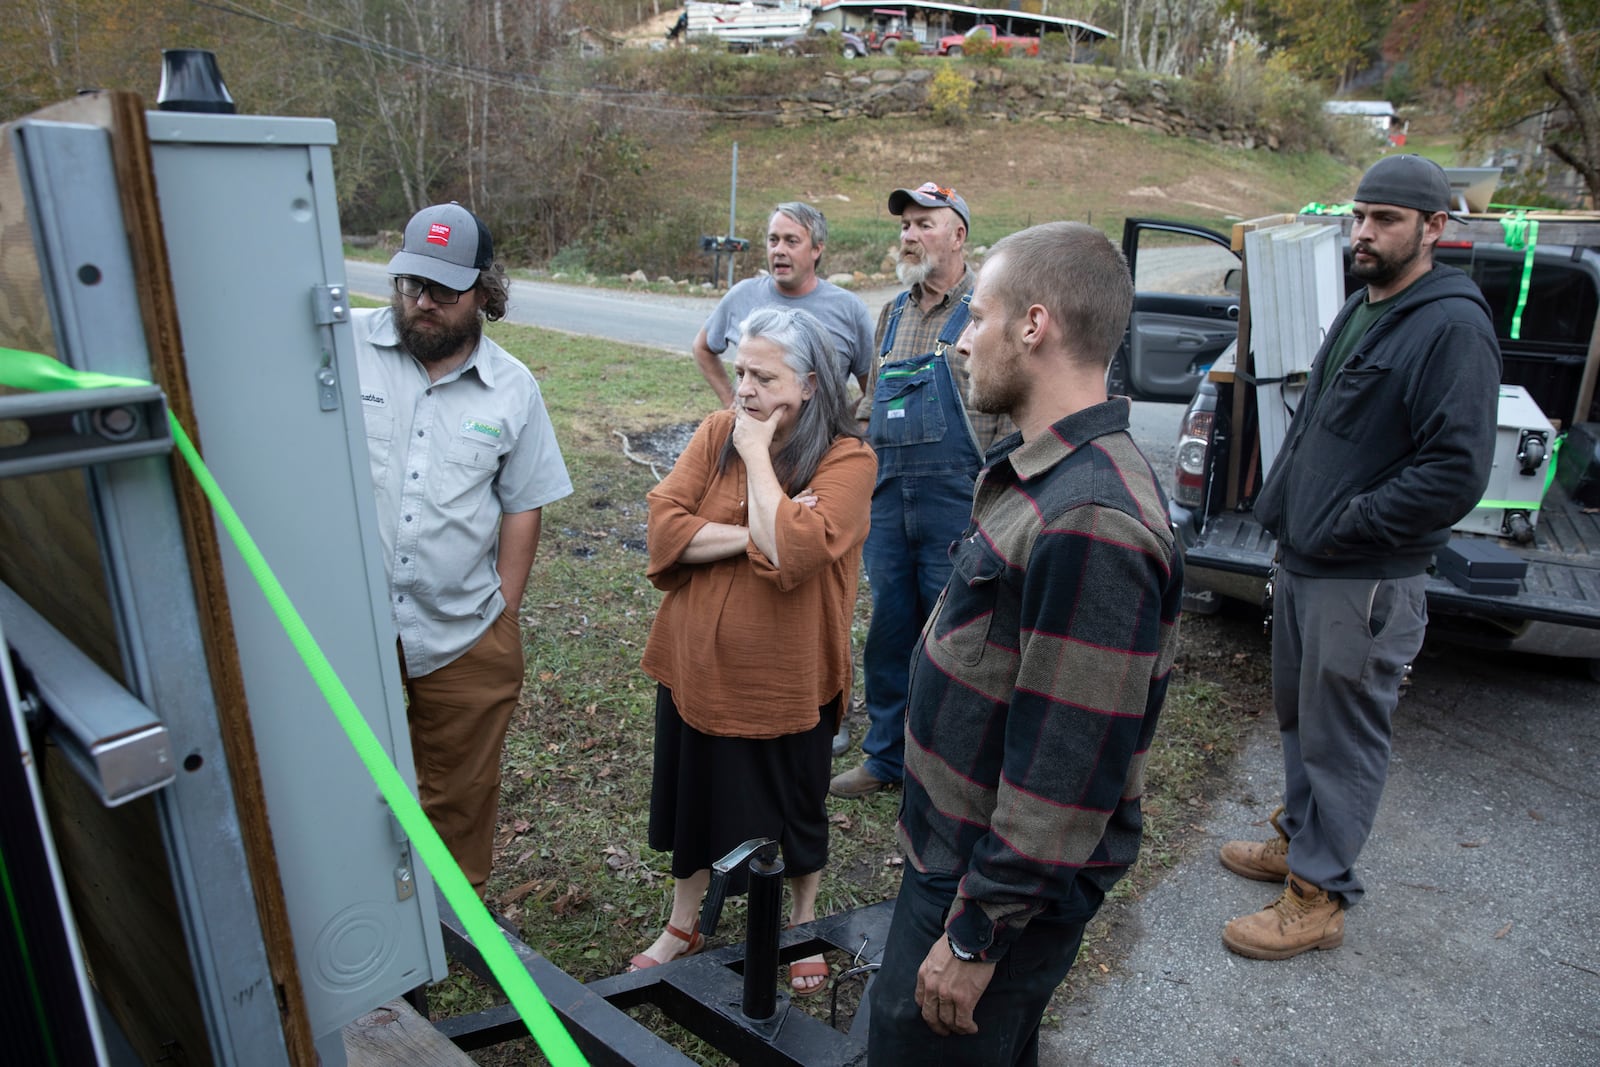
left=733, top=404, right=783, bottom=458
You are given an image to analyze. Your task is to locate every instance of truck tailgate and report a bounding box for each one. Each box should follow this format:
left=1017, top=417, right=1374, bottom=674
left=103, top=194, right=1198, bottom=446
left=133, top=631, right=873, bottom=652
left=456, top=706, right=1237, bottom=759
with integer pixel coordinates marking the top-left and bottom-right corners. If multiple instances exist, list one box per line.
left=1187, top=492, right=1600, bottom=630
left=1186, top=511, right=1275, bottom=576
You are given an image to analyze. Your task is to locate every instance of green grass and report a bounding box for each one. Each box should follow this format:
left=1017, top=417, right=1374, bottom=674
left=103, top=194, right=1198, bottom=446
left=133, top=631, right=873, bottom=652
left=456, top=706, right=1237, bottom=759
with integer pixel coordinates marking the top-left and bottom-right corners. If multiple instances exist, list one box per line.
left=380, top=313, right=1264, bottom=1062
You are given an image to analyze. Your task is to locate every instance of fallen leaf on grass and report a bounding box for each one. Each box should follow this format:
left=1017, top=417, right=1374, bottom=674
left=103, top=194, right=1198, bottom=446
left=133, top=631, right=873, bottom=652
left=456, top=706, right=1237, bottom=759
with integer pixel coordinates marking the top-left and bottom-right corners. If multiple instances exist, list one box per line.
left=539, top=671, right=556, bottom=682
left=1493, top=922, right=1512, bottom=939
left=829, top=813, right=854, bottom=830
left=884, top=856, right=904, bottom=867
left=512, top=818, right=532, bottom=835
left=580, top=737, right=602, bottom=751
left=502, top=880, right=541, bottom=906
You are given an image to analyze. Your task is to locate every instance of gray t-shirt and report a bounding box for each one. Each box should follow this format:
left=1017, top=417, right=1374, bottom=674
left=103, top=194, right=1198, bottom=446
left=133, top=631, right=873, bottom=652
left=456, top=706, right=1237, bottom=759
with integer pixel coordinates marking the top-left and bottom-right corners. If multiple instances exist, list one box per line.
left=702, top=275, right=876, bottom=382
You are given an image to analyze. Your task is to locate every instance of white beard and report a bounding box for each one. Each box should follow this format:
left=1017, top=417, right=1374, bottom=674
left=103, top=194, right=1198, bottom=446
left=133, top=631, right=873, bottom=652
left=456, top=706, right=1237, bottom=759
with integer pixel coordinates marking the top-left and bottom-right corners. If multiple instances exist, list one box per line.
left=896, top=255, right=932, bottom=287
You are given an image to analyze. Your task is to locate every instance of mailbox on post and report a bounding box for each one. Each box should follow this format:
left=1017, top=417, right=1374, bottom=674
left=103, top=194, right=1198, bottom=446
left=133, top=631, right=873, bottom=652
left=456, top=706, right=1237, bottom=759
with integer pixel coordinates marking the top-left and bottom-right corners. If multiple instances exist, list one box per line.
left=700, top=234, right=749, bottom=289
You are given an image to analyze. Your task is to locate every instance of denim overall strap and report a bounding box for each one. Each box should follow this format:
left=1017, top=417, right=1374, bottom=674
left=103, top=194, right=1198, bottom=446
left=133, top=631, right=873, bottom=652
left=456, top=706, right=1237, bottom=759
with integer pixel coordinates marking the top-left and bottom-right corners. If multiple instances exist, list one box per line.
left=880, top=290, right=910, bottom=359
left=869, top=292, right=981, bottom=485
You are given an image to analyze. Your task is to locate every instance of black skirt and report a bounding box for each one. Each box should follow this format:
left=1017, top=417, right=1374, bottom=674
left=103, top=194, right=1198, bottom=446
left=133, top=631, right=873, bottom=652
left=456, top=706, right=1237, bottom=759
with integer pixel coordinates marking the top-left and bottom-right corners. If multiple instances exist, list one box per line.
left=648, top=684, right=838, bottom=891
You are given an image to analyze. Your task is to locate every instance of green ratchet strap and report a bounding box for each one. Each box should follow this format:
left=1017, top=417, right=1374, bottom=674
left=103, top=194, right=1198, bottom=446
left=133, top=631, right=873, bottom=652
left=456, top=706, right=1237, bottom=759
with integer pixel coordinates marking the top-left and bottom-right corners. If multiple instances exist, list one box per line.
left=1299, top=201, right=1353, bottom=216
left=0, top=346, right=587, bottom=1067
left=1499, top=211, right=1538, bottom=342
left=1545, top=433, right=1564, bottom=500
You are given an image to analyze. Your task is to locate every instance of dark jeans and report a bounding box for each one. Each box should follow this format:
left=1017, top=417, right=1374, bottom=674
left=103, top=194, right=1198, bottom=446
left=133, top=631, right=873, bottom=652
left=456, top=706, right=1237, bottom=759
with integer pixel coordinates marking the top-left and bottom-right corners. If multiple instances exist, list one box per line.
left=859, top=472, right=974, bottom=783
left=867, top=869, right=1086, bottom=1066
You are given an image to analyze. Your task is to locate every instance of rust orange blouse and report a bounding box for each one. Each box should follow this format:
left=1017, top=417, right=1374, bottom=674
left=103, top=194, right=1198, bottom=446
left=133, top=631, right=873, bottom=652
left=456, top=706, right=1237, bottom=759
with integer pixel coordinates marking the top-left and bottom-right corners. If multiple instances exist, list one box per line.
left=641, top=410, right=876, bottom=739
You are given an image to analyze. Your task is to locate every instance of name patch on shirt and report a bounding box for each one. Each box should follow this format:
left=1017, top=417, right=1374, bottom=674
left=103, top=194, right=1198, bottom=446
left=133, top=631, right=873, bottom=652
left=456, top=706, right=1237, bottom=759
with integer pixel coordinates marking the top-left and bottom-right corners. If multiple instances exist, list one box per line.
left=460, top=416, right=504, bottom=444
left=362, top=390, right=387, bottom=406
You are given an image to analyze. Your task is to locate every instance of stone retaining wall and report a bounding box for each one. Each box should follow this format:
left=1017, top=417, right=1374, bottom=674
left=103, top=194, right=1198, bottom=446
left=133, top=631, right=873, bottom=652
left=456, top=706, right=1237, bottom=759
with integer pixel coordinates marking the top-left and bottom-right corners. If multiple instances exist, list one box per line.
left=759, top=65, right=1280, bottom=151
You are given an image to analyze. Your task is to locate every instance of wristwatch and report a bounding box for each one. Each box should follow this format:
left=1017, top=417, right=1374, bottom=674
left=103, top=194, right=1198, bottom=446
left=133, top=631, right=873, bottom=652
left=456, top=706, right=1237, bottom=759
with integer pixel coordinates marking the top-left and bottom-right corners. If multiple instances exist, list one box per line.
left=947, top=934, right=979, bottom=963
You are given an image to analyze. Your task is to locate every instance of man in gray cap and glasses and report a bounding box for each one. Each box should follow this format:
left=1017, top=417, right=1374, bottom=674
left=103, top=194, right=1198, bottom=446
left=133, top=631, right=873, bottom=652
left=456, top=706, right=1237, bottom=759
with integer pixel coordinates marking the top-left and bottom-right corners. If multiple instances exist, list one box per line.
left=831, top=181, right=1015, bottom=799
left=353, top=202, right=572, bottom=895
left=1218, top=155, right=1499, bottom=959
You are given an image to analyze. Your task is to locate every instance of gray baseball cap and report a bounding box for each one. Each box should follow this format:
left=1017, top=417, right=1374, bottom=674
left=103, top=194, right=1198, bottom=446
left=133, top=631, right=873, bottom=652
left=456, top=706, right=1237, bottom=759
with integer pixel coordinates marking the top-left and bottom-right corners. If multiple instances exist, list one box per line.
left=1354, top=155, right=1464, bottom=220
left=387, top=203, right=495, bottom=291
left=888, top=181, right=971, bottom=231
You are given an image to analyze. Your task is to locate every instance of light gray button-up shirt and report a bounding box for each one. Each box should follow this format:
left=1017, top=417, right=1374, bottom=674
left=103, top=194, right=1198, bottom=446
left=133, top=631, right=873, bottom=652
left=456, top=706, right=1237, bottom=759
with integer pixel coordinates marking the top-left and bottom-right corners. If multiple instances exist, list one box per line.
left=354, top=307, right=572, bottom=676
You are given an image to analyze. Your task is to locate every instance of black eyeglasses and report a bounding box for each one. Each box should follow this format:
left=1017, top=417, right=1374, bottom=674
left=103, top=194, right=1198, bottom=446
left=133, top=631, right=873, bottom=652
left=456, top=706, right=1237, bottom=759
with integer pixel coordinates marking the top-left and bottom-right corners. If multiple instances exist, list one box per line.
left=394, top=276, right=467, bottom=304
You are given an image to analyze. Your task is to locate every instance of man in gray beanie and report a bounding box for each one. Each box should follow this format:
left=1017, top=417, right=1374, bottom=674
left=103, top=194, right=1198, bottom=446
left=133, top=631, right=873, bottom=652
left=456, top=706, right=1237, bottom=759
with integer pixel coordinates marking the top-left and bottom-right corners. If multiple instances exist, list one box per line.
left=1218, top=155, right=1500, bottom=959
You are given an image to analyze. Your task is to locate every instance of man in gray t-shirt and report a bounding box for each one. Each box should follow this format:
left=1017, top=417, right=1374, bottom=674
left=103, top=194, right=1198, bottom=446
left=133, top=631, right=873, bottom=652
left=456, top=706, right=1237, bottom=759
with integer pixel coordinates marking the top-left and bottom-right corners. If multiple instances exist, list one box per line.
left=693, top=202, right=875, bottom=407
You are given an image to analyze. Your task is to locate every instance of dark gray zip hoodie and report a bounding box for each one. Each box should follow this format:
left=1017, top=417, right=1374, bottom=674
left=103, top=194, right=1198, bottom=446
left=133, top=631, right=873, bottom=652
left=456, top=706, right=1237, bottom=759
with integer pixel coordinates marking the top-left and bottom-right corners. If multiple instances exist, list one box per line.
left=1253, top=264, right=1501, bottom=578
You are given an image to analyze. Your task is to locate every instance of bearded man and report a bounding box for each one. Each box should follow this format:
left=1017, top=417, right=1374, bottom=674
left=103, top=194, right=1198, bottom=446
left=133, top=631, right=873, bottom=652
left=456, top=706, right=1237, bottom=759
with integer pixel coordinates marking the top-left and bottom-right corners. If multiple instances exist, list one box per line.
left=1219, top=155, right=1500, bottom=959
left=866, top=221, right=1180, bottom=1063
left=830, top=182, right=1016, bottom=800
left=354, top=202, right=572, bottom=895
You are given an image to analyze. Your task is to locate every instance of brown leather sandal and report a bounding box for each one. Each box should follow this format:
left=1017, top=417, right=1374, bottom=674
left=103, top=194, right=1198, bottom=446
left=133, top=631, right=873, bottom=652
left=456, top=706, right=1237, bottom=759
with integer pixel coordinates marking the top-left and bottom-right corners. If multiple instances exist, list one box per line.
left=788, top=957, right=830, bottom=997
left=627, top=921, right=704, bottom=972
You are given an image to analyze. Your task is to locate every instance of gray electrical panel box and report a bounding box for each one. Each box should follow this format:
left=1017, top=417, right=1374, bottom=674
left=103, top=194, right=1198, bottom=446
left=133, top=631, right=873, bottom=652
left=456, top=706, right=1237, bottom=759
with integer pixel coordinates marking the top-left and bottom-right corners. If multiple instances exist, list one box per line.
left=144, top=112, right=448, bottom=1044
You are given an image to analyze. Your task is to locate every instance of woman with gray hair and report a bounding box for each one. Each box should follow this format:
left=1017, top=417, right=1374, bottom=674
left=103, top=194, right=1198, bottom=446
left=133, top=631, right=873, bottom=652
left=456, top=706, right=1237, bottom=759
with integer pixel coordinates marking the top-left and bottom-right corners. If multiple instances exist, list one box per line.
left=632, top=307, right=875, bottom=996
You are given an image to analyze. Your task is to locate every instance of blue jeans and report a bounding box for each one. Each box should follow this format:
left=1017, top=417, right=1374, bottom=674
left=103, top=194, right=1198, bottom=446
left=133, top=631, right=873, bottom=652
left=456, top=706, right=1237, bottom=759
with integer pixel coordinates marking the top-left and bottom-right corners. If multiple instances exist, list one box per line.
left=867, top=868, right=1086, bottom=1066
left=860, top=472, right=975, bottom=783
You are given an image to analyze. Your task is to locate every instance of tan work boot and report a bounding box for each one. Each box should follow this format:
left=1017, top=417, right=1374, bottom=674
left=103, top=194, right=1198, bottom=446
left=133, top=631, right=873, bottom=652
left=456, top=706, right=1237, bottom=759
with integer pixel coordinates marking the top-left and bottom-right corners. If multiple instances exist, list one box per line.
left=1222, top=873, right=1345, bottom=960
left=1219, top=806, right=1290, bottom=882
left=829, top=763, right=891, bottom=799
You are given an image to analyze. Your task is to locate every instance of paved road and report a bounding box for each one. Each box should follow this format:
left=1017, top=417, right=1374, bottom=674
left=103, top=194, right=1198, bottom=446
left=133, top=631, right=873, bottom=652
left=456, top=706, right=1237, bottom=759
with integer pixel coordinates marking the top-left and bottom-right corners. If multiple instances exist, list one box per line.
left=1041, top=614, right=1600, bottom=1066
left=343, top=259, right=715, bottom=354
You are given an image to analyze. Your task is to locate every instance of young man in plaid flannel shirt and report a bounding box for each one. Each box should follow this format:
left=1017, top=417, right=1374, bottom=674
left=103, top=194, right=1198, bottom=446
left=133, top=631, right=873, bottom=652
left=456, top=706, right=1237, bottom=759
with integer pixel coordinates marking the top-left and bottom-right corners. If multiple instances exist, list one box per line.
left=868, top=222, right=1183, bottom=1064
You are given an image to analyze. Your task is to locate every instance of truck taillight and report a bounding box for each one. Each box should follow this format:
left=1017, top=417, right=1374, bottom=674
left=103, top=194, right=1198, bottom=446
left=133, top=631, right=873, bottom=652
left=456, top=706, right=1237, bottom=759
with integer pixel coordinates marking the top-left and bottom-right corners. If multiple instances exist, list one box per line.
left=1173, top=410, right=1213, bottom=508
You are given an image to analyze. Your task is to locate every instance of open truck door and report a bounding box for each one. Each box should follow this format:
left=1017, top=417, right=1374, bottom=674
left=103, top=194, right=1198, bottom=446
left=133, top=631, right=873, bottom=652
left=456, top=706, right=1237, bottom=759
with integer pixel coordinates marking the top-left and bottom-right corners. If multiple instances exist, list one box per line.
left=1111, top=218, right=1240, bottom=402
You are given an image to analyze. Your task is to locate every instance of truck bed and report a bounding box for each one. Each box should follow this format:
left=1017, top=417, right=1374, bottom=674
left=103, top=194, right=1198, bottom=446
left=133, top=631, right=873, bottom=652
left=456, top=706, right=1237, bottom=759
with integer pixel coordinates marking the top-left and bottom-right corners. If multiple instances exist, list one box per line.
left=1185, top=480, right=1600, bottom=631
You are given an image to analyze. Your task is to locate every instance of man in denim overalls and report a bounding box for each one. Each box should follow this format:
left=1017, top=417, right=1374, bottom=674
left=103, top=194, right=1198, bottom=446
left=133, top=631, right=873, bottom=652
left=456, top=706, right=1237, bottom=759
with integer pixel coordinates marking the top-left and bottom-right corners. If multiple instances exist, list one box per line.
left=831, top=182, right=1015, bottom=798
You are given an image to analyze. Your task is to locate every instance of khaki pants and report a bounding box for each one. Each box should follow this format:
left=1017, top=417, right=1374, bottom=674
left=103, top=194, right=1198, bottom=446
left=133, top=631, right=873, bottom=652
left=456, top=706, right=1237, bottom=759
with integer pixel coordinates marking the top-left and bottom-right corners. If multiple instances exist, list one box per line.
left=402, top=610, right=524, bottom=894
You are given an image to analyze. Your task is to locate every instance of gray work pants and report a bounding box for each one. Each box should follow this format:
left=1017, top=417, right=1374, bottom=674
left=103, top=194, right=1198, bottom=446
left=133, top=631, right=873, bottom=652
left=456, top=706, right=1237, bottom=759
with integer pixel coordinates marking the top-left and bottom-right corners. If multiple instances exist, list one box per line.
left=1272, top=569, right=1428, bottom=904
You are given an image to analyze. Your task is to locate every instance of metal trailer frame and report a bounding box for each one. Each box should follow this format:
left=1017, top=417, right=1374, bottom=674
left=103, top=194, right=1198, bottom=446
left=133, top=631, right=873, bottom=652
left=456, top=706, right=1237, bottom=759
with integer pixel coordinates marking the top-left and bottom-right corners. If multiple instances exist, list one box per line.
left=427, top=902, right=893, bottom=1066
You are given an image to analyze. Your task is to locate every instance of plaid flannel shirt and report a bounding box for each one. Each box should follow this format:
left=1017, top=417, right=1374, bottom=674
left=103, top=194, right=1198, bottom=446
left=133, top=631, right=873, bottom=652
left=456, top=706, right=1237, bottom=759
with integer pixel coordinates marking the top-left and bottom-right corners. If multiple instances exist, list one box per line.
left=897, top=397, right=1183, bottom=961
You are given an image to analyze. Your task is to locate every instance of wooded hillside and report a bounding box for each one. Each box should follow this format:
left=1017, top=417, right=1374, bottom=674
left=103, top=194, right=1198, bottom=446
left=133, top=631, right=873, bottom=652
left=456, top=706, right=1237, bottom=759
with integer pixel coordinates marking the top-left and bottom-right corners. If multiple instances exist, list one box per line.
left=4, top=1, right=1593, bottom=274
